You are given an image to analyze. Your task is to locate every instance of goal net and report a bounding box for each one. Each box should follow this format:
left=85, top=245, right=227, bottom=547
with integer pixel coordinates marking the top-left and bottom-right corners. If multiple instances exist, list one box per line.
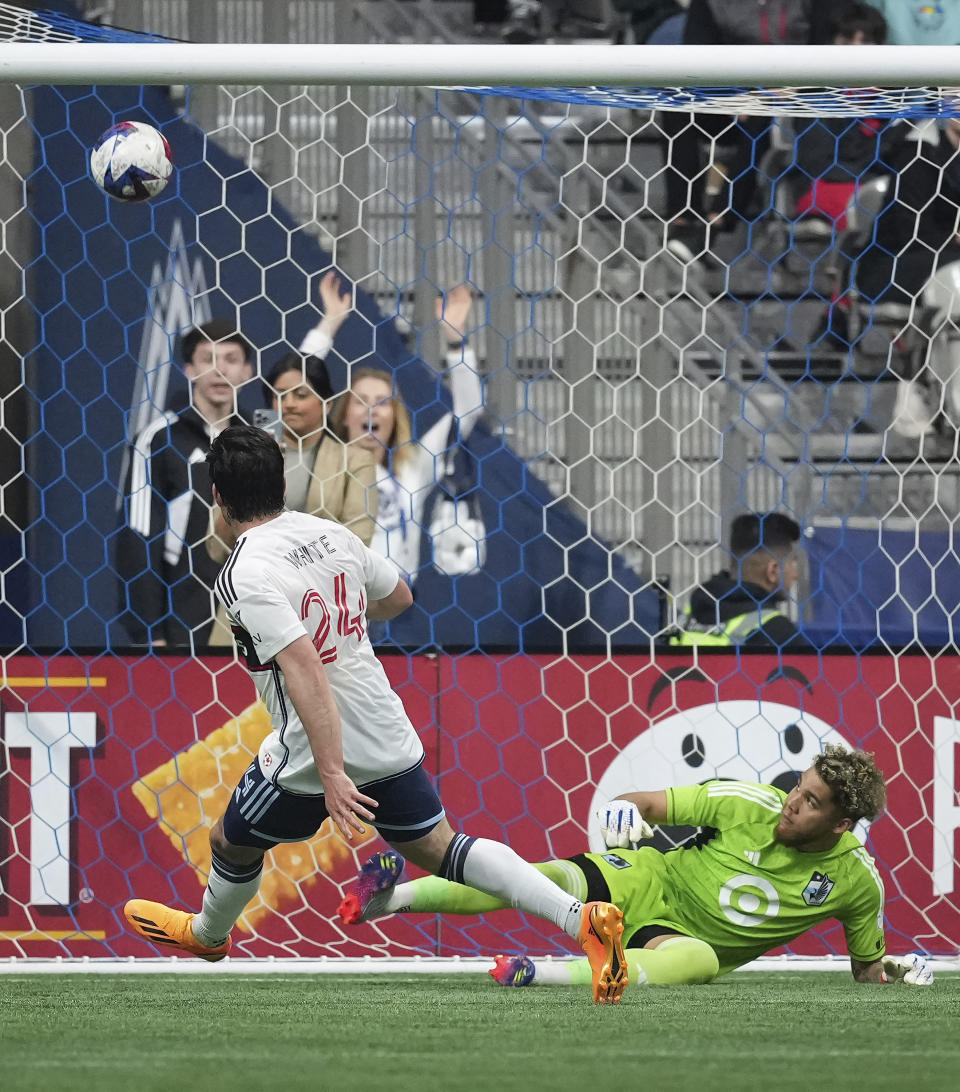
left=1, top=3, right=958, bottom=967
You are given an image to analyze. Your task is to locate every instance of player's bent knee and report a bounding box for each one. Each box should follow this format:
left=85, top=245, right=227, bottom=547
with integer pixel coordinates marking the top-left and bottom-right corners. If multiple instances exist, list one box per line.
left=209, top=817, right=264, bottom=867
left=629, top=936, right=720, bottom=986
left=392, top=817, right=456, bottom=874
left=686, top=944, right=720, bottom=984
left=660, top=937, right=720, bottom=984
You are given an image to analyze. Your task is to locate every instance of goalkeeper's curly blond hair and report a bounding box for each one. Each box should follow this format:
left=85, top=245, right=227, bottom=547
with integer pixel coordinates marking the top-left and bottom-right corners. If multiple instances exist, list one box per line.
left=813, top=744, right=886, bottom=823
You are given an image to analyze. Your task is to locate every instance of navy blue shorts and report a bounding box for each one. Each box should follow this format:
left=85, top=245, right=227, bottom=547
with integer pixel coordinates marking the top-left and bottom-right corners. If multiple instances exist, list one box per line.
left=221, top=756, right=446, bottom=849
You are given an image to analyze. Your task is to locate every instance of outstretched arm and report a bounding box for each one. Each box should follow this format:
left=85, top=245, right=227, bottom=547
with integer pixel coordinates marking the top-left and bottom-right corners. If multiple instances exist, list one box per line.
left=274, top=634, right=377, bottom=840
left=851, top=958, right=886, bottom=984
left=435, top=284, right=484, bottom=446
left=856, top=953, right=934, bottom=986
left=299, top=270, right=353, bottom=358
left=415, top=284, right=484, bottom=460
left=613, top=790, right=669, bottom=824
left=437, top=283, right=472, bottom=347
left=595, top=791, right=666, bottom=850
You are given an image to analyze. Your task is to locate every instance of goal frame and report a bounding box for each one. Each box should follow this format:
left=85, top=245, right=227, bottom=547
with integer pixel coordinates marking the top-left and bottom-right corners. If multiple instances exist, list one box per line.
left=3, top=33, right=960, bottom=972
left=1, top=43, right=960, bottom=91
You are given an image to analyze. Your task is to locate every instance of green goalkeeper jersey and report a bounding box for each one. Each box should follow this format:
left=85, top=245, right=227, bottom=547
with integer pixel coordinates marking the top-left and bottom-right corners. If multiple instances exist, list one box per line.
left=647, top=780, right=886, bottom=973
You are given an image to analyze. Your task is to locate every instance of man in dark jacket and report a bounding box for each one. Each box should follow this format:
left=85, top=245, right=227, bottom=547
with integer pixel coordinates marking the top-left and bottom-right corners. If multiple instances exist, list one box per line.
left=672, top=511, right=807, bottom=648
left=117, top=320, right=254, bottom=649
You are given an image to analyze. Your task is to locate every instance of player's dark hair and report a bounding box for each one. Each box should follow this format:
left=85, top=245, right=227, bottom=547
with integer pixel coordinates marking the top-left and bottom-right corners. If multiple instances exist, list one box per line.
left=264, top=352, right=334, bottom=405
left=181, top=319, right=253, bottom=366
left=827, top=1, right=887, bottom=45
left=814, top=744, right=887, bottom=822
left=207, top=424, right=284, bottom=523
left=729, top=512, right=801, bottom=560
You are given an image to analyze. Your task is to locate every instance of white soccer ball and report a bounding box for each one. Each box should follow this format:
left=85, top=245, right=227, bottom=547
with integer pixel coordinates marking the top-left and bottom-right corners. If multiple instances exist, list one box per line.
left=89, top=120, right=173, bottom=202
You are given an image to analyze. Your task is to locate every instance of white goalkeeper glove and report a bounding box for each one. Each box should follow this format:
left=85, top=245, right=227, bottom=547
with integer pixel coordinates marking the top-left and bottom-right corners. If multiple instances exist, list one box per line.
left=596, top=800, right=653, bottom=850
left=881, top=953, right=934, bottom=986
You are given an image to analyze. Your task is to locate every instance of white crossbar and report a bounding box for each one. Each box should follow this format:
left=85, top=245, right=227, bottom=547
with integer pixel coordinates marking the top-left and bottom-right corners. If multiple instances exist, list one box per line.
left=0, top=44, right=959, bottom=88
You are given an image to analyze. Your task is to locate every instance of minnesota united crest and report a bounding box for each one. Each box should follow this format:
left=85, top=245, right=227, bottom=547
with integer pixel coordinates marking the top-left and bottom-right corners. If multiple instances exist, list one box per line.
left=801, top=871, right=835, bottom=907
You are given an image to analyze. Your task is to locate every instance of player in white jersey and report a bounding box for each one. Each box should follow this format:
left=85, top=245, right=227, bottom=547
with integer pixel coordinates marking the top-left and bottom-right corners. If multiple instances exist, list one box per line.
left=217, top=507, right=425, bottom=797
left=124, top=424, right=629, bottom=1003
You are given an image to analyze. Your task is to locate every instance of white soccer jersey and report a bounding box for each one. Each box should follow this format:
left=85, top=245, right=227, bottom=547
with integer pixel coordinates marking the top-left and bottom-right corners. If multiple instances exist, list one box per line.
left=214, top=509, right=425, bottom=793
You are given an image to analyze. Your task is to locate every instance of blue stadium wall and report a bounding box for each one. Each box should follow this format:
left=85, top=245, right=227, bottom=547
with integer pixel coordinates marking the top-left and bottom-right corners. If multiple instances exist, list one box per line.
left=24, top=82, right=660, bottom=653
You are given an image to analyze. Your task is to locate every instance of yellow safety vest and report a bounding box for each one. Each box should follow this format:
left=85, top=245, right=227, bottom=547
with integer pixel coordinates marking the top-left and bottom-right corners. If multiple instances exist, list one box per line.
left=670, top=607, right=784, bottom=647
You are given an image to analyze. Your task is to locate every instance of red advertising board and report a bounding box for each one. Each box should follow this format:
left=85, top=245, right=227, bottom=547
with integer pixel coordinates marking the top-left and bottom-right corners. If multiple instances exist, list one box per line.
left=1, top=651, right=957, bottom=961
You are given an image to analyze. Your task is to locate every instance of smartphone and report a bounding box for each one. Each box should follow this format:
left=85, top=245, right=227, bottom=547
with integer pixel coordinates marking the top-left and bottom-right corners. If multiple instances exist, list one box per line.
left=253, top=408, right=283, bottom=443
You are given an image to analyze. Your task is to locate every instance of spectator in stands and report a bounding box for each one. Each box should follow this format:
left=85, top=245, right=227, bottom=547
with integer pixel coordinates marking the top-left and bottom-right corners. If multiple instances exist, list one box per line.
left=501, top=0, right=544, bottom=41
left=329, top=284, right=485, bottom=583
left=852, top=118, right=960, bottom=437
left=791, top=2, right=888, bottom=235
left=501, top=0, right=628, bottom=42
left=856, top=121, right=960, bottom=312
left=217, top=271, right=377, bottom=550
left=671, top=511, right=807, bottom=648
left=117, top=320, right=254, bottom=649
left=869, top=1, right=960, bottom=45
left=615, top=1, right=688, bottom=43
left=663, top=0, right=835, bottom=263
left=205, top=272, right=378, bottom=644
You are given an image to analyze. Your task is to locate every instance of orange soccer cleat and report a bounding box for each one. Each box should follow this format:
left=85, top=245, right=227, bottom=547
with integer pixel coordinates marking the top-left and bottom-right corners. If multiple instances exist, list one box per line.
left=124, top=898, right=231, bottom=962
left=578, top=901, right=627, bottom=1004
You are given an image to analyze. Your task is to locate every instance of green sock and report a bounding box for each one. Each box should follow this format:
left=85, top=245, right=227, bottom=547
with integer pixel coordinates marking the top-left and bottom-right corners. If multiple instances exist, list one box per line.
left=397, top=874, right=506, bottom=914
left=391, top=859, right=587, bottom=915
left=542, top=936, right=719, bottom=987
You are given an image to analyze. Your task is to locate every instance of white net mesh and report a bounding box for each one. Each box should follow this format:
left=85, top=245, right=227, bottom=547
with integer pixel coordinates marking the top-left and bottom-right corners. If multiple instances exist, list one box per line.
left=471, top=85, right=960, bottom=117
left=1, top=4, right=958, bottom=963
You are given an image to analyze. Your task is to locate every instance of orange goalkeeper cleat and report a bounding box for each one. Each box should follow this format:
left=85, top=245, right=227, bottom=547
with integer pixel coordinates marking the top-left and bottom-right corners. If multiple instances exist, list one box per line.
left=124, top=898, right=231, bottom=962
left=578, top=901, right=627, bottom=1004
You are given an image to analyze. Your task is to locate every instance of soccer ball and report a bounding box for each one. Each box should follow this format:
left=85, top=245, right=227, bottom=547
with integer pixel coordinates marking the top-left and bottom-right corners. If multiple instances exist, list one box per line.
left=89, top=121, right=173, bottom=202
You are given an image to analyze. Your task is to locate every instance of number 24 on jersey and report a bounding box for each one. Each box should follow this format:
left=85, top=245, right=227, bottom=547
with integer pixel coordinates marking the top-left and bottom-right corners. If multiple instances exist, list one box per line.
left=300, top=571, right=366, bottom=663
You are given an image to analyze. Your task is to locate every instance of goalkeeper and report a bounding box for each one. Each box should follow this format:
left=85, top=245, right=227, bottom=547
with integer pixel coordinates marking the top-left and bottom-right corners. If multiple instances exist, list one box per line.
left=339, top=744, right=932, bottom=988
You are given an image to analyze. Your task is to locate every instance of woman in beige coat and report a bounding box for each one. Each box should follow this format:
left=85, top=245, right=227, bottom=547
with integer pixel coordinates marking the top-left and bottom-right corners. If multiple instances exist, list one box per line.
left=206, top=273, right=377, bottom=645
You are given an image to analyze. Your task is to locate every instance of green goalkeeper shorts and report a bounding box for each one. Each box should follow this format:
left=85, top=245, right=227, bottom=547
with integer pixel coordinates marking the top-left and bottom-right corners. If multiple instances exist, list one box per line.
left=569, top=847, right=690, bottom=947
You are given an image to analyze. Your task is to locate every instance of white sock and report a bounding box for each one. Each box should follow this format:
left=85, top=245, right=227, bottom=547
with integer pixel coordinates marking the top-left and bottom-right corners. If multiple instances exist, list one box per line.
left=191, top=856, right=263, bottom=947
left=381, top=881, right=416, bottom=914
left=530, top=959, right=573, bottom=985
left=443, top=835, right=583, bottom=938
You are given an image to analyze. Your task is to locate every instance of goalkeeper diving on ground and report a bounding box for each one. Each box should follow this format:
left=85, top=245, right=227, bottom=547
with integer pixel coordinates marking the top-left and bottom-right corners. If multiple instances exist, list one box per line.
left=339, top=744, right=934, bottom=989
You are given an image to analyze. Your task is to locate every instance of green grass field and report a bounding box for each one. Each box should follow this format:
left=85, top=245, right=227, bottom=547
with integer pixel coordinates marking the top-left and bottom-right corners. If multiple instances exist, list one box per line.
left=3, top=972, right=959, bottom=1092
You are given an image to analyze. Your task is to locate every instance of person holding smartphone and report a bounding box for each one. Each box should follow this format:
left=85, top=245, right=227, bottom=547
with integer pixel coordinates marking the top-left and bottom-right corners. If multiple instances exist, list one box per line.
left=205, top=273, right=377, bottom=644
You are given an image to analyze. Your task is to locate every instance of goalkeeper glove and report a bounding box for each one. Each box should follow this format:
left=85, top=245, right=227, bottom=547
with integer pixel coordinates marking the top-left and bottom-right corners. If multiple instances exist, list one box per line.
left=881, top=953, right=934, bottom=986
left=596, top=800, right=653, bottom=850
